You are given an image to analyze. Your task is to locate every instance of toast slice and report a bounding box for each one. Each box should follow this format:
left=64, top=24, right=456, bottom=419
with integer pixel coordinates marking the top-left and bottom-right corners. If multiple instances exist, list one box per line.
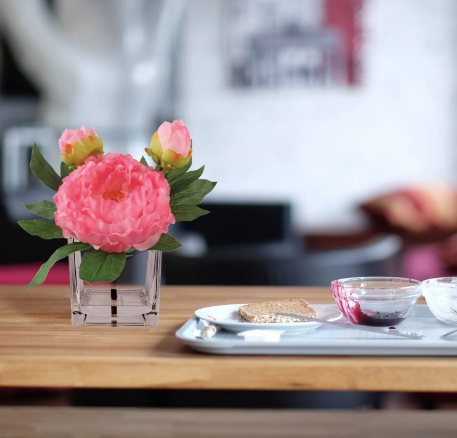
left=239, top=299, right=318, bottom=323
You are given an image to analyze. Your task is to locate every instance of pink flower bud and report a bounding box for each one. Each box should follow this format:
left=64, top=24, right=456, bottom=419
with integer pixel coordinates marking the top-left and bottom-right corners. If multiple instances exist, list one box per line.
left=59, top=126, right=104, bottom=168
left=145, top=120, right=192, bottom=171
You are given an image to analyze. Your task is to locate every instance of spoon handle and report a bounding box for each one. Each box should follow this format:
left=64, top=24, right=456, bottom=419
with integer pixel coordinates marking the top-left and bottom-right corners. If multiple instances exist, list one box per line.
left=273, top=313, right=425, bottom=339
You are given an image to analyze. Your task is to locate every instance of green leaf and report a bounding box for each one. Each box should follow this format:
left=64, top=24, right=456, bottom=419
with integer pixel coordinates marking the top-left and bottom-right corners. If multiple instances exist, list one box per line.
left=140, top=156, right=148, bottom=166
left=126, top=248, right=135, bottom=253
left=169, top=166, right=205, bottom=196
left=60, top=162, right=72, bottom=178
left=169, top=162, right=200, bottom=183
left=170, top=179, right=217, bottom=206
left=165, top=157, right=192, bottom=183
left=22, top=242, right=91, bottom=290
left=155, top=164, right=162, bottom=172
left=18, top=219, right=63, bottom=239
left=79, top=250, right=126, bottom=284
left=30, top=143, right=62, bottom=191
left=148, top=233, right=182, bottom=252
left=22, top=200, right=57, bottom=219
left=172, top=205, right=210, bottom=222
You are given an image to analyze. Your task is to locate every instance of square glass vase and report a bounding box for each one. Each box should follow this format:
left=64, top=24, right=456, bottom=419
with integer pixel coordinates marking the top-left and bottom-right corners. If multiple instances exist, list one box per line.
left=67, top=239, right=162, bottom=327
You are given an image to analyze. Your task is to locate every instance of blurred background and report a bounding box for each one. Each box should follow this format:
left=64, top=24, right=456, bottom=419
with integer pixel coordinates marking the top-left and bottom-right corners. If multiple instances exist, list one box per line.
left=1, top=0, right=457, bottom=411
left=2, top=0, right=457, bottom=286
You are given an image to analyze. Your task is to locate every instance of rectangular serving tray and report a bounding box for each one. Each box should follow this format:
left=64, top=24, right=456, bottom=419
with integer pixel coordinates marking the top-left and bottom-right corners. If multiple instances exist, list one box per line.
left=175, top=305, right=457, bottom=355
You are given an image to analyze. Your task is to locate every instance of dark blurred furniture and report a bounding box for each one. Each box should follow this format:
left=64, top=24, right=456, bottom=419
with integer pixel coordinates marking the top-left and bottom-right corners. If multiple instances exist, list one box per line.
left=178, top=202, right=295, bottom=247
left=166, top=202, right=402, bottom=286
left=302, top=234, right=402, bottom=285
left=0, top=198, right=63, bottom=266
left=0, top=125, right=63, bottom=267
left=163, top=234, right=402, bottom=286
left=304, top=224, right=457, bottom=282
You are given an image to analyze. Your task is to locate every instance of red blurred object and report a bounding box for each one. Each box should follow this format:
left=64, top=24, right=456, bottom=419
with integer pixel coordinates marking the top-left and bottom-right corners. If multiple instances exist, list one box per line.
left=324, top=0, right=364, bottom=85
left=402, top=244, right=450, bottom=281
left=437, top=233, right=457, bottom=270
left=0, top=262, right=68, bottom=285
left=361, top=184, right=457, bottom=235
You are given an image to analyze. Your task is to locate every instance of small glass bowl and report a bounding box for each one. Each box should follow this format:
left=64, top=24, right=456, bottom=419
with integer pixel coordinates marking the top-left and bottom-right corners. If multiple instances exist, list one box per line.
left=422, top=278, right=457, bottom=325
left=331, top=277, right=422, bottom=327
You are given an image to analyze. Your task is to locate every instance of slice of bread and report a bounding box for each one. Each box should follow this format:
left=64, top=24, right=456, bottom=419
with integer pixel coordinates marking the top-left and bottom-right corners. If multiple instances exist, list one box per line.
left=239, top=299, right=318, bottom=323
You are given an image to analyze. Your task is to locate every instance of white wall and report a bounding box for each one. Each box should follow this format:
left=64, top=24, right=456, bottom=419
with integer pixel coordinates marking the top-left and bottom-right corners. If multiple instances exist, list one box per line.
left=178, top=0, right=457, bottom=232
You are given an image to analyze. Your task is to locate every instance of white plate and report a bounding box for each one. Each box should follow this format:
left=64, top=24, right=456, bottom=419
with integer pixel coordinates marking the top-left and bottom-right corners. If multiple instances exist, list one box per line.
left=195, top=304, right=342, bottom=335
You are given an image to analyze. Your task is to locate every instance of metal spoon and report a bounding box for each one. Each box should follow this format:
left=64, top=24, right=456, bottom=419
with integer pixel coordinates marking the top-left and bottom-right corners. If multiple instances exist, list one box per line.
left=441, top=328, right=457, bottom=340
left=273, top=313, right=425, bottom=339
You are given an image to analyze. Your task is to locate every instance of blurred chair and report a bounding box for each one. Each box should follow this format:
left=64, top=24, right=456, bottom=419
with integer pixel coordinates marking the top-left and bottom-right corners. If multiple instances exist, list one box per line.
left=302, top=234, right=402, bottom=286
left=177, top=202, right=296, bottom=248
left=163, top=201, right=304, bottom=285
left=163, top=234, right=402, bottom=287
left=163, top=244, right=302, bottom=286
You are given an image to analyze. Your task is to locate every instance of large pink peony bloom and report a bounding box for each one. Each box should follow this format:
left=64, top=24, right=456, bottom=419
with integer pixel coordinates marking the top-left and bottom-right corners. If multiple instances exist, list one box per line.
left=54, top=153, right=175, bottom=253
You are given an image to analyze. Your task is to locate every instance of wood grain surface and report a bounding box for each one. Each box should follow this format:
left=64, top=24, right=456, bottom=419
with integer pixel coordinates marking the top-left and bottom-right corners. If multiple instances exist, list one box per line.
left=1, top=407, right=457, bottom=438
left=1, top=285, right=455, bottom=392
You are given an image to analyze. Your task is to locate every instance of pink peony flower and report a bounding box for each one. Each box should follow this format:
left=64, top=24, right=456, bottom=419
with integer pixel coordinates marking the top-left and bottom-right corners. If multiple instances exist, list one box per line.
left=59, top=126, right=104, bottom=168
left=54, top=153, right=175, bottom=253
left=145, top=120, right=192, bottom=171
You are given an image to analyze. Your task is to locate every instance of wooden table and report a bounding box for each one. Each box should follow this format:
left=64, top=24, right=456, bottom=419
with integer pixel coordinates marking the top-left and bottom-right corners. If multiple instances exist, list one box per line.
left=0, top=285, right=456, bottom=392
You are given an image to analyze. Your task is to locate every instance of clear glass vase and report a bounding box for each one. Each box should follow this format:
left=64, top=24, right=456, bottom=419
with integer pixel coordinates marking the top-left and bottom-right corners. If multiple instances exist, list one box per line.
left=67, top=239, right=162, bottom=327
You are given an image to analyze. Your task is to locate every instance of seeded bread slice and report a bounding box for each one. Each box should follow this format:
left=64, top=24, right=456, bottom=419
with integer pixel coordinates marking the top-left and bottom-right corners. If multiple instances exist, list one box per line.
left=239, top=299, right=318, bottom=323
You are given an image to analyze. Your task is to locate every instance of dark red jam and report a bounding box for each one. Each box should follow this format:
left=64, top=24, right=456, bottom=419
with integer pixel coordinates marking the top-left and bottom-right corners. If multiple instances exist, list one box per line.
left=356, top=311, right=406, bottom=327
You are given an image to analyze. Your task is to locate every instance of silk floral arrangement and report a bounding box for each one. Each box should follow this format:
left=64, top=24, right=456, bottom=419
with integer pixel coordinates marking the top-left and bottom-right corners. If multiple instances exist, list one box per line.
left=19, top=121, right=216, bottom=289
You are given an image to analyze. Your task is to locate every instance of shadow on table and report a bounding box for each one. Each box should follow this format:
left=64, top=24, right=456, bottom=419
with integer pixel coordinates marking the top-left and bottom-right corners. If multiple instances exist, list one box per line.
left=3, top=389, right=457, bottom=410
left=71, top=389, right=380, bottom=409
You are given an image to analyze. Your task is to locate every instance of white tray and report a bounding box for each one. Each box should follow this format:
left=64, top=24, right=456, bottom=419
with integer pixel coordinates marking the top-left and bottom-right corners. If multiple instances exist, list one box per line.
left=175, top=305, right=457, bottom=356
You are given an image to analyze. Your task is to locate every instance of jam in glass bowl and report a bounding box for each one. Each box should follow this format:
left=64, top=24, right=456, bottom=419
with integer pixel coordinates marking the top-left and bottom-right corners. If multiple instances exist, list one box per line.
left=331, top=277, right=422, bottom=327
